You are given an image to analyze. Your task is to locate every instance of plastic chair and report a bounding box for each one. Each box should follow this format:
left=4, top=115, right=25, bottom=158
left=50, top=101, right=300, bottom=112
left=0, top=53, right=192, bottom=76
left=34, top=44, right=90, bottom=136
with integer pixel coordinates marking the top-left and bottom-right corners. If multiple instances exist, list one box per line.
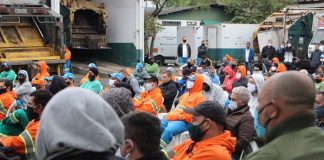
left=6, top=100, right=17, bottom=117
left=170, top=90, right=179, bottom=112
left=167, top=131, right=190, bottom=149
left=12, top=74, right=17, bottom=86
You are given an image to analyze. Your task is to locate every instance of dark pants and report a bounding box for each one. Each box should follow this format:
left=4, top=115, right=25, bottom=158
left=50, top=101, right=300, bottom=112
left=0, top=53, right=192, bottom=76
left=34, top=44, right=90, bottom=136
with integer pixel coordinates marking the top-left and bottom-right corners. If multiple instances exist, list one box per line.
left=245, top=62, right=253, bottom=75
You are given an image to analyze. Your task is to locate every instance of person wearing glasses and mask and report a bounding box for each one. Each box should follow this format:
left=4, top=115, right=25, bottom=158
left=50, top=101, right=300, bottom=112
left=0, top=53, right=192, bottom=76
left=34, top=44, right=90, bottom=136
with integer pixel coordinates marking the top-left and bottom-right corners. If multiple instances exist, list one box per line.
left=247, top=72, right=324, bottom=160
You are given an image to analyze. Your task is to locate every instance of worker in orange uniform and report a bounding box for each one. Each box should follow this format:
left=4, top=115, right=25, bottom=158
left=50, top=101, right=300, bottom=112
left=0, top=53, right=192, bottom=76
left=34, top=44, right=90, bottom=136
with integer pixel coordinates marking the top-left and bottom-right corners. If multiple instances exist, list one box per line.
left=0, top=79, right=15, bottom=120
left=133, top=74, right=163, bottom=116
left=31, top=61, right=50, bottom=89
left=0, top=90, right=52, bottom=159
left=163, top=101, right=236, bottom=160
left=63, top=47, right=72, bottom=74
left=160, top=73, right=206, bottom=149
left=269, top=57, right=287, bottom=74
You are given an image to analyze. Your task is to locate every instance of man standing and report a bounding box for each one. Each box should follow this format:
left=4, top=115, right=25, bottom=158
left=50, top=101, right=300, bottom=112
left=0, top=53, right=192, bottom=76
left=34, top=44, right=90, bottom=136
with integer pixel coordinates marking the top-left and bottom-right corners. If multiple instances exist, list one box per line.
left=133, top=75, right=163, bottom=116
left=0, top=62, right=16, bottom=82
left=0, top=90, right=52, bottom=159
left=247, top=72, right=324, bottom=160
left=310, top=44, right=323, bottom=73
left=243, top=42, right=254, bottom=75
left=261, top=39, right=277, bottom=73
left=226, top=86, right=255, bottom=159
left=197, top=40, right=208, bottom=65
left=165, top=101, right=236, bottom=160
left=177, top=37, right=191, bottom=64
left=159, top=71, right=178, bottom=112
left=80, top=68, right=103, bottom=94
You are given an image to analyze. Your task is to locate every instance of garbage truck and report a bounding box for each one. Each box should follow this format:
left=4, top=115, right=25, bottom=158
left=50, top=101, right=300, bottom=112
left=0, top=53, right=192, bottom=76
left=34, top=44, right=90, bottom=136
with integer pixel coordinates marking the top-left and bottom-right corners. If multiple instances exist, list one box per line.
left=0, top=0, right=65, bottom=76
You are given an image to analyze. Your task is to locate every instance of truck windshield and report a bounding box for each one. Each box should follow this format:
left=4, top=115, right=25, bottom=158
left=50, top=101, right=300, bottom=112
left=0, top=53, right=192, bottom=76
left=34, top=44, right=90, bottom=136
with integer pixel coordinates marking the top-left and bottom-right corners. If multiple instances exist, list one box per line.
left=311, top=29, right=324, bottom=44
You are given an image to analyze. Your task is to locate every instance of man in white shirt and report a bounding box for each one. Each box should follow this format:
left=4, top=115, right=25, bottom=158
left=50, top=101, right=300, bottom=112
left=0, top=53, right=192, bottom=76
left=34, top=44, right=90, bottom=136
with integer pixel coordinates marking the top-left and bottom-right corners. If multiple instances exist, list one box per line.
left=243, top=42, right=254, bottom=75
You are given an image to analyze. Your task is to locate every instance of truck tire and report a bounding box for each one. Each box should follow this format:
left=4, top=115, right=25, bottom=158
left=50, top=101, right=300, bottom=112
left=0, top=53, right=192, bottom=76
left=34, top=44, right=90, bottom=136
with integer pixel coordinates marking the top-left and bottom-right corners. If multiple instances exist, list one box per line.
left=155, top=55, right=165, bottom=66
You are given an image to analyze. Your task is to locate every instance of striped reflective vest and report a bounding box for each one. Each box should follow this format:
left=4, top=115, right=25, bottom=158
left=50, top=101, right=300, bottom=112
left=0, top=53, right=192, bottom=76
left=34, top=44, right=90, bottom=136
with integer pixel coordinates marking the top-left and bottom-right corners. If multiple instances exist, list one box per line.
left=133, top=87, right=163, bottom=116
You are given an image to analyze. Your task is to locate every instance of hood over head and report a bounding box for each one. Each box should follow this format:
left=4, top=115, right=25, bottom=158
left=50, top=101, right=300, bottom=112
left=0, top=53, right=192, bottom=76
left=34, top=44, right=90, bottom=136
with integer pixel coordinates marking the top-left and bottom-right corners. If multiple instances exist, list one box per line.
left=202, top=74, right=212, bottom=88
left=189, top=73, right=204, bottom=93
left=237, top=66, right=247, bottom=79
left=251, top=74, right=264, bottom=93
left=36, top=88, right=124, bottom=160
left=223, top=66, right=235, bottom=77
left=201, top=130, right=236, bottom=154
left=18, top=70, right=29, bottom=83
left=38, top=61, right=48, bottom=74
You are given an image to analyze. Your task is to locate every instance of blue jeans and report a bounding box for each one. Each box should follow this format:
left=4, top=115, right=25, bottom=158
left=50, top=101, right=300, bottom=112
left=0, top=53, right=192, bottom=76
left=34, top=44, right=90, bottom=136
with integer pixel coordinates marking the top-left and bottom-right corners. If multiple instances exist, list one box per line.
left=160, top=119, right=188, bottom=147
left=196, top=58, right=202, bottom=66
left=245, top=62, right=253, bottom=75
left=178, top=57, right=188, bottom=64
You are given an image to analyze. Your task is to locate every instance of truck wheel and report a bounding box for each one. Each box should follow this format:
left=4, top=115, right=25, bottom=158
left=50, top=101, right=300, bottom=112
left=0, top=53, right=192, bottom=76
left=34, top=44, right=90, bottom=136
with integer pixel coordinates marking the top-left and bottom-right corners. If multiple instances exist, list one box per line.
left=155, top=56, right=165, bottom=66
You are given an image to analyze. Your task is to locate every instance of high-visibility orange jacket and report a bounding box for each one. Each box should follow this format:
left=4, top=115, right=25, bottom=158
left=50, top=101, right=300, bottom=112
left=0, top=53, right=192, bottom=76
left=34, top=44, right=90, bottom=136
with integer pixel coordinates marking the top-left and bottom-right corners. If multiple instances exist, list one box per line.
left=0, top=92, right=15, bottom=120
left=133, top=87, right=163, bottom=116
left=0, top=120, right=38, bottom=159
left=31, top=61, right=50, bottom=88
left=165, top=130, right=236, bottom=160
left=165, top=73, right=205, bottom=123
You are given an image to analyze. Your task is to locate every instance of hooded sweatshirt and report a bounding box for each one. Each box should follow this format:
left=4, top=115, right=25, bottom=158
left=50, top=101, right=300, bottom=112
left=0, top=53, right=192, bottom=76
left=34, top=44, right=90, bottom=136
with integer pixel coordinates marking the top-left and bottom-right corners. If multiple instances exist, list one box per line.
left=165, top=74, right=205, bottom=123
left=36, top=88, right=124, bottom=160
left=31, top=61, right=50, bottom=88
left=14, top=70, right=32, bottom=104
left=202, top=74, right=225, bottom=106
left=170, top=130, right=236, bottom=160
left=248, top=74, right=265, bottom=137
left=222, top=66, right=235, bottom=92
left=233, top=65, right=248, bottom=88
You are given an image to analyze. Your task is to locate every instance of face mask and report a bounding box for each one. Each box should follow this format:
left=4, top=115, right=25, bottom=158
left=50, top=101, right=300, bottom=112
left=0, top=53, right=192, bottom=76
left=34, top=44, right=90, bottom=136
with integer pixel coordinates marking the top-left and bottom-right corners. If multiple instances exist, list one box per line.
left=0, top=88, right=6, bottom=94
left=202, top=44, right=205, bottom=46
left=287, top=44, right=291, bottom=47
left=187, top=63, right=192, bottom=67
left=268, top=43, right=272, bottom=47
left=281, top=45, right=284, bottom=48
left=186, top=80, right=194, bottom=89
left=144, top=83, right=154, bottom=91
left=271, top=66, right=277, bottom=72
left=88, top=74, right=95, bottom=81
left=235, top=73, right=241, bottom=80
left=18, top=77, right=26, bottom=84
left=137, top=69, right=142, bottom=72
left=315, top=78, right=322, bottom=83
left=183, top=40, right=187, bottom=43
left=66, top=81, right=71, bottom=86
left=109, top=79, right=116, bottom=87
left=229, top=101, right=238, bottom=110
left=148, top=61, right=154, bottom=65
left=26, top=105, right=39, bottom=120
left=202, top=84, right=210, bottom=92
left=248, top=83, right=256, bottom=93
left=209, top=72, right=215, bottom=77
left=187, top=120, right=207, bottom=142
left=321, top=58, right=324, bottom=62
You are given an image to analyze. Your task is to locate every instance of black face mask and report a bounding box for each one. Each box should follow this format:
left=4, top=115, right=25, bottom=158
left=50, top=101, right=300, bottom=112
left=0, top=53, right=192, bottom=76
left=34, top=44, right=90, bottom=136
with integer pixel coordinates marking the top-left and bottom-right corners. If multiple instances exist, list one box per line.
left=316, top=79, right=322, bottom=84
left=149, top=61, right=154, bottom=65
left=18, top=77, right=26, bottom=84
left=4, top=67, right=10, bottom=71
left=187, top=63, right=192, bottom=67
left=183, top=40, right=187, bottom=43
left=203, top=84, right=210, bottom=92
left=202, top=44, right=205, bottom=46
left=0, top=88, right=6, bottom=94
left=88, top=75, right=95, bottom=81
left=66, top=81, right=71, bottom=86
left=26, top=106, right=39, bottom=121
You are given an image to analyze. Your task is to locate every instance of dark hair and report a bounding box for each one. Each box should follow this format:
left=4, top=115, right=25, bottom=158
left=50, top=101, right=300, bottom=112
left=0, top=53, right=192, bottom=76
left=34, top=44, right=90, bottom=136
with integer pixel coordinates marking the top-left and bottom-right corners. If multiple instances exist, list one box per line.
left=49, top=75, right=68, bottom=95
left=0, top=79, right=13, bottom=91
left=30, top=90, right=53, bottom=108
left=122, top=112, right=161, bottom=155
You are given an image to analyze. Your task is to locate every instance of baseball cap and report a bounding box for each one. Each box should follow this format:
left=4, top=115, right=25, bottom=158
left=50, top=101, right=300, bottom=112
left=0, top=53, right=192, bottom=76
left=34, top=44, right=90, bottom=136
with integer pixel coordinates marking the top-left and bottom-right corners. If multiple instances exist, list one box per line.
left=45, top=75, right=54, bottom=81
left=88, top=63, right=97, bottom=68
left=1, top=62, right=10, bottom=67
left=143, top=74, right=159, bottom=84
left=183, top=101, right=226, bottom=126
left=109, top=73, right=123, bottom=81
left=135, top=63, right=143, bottom=69
left=167, top=67, right=175, bottom=73
left=62, top=73, right=75, bottom=80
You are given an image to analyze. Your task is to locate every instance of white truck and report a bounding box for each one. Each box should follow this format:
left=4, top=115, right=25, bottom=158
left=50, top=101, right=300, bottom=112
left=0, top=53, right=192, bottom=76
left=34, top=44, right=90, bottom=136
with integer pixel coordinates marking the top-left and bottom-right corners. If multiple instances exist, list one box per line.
left=308, top=13, right=324, bottom=58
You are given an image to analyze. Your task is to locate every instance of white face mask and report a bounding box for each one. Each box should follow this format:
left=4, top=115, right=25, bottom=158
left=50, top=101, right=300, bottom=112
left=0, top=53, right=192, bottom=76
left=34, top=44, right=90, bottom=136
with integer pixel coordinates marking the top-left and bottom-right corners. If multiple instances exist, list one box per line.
left=229, top=101, right=238, bottom=110
left=268, top=43, right=272, bottom=46
left=287, top=44, right=291, bottom=47
left=248, top=83, right=256, bottom=93
left=321, top=58, right=324, bottom=62
left=186, top=80, right=194, bottom=89
left=280, top=45, right=285, bottom=48
left=271, top=66, right=277, bottom=72
left=109, top=79, right=116, bottom=87
left=235, top=73, right=241, bottom=80
left=144, top=83, right=154, bottom=91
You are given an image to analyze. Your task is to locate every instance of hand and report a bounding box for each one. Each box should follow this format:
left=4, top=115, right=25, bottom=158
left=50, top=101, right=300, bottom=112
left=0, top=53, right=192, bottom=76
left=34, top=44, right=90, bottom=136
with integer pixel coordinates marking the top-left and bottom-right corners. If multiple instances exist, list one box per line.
left=165, top=113, right=182, bottom=121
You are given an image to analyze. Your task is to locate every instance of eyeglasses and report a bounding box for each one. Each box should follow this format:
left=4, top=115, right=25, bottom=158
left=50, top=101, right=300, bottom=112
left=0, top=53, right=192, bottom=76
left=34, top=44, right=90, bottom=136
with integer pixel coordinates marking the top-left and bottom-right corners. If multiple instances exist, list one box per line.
left=257, top=102, right=273, bottom=115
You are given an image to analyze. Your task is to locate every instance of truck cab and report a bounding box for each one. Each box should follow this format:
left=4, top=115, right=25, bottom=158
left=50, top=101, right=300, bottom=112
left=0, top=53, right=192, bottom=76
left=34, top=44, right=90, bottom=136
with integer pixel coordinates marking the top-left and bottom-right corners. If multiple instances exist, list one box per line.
left=308, top=27, right=324, bottom=58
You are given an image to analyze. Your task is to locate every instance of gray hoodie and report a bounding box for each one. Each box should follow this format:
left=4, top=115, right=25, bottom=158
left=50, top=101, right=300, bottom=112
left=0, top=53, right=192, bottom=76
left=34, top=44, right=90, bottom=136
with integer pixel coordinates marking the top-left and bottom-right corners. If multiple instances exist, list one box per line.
left=128, top=74, right=141, bottom=96
left=248, top=74, right=265, bottom=117
left=14, top=70, right=32, bottom=103
left=202, top=74, right=225, bottom=106
left=36, top=88, right=124, bottom=160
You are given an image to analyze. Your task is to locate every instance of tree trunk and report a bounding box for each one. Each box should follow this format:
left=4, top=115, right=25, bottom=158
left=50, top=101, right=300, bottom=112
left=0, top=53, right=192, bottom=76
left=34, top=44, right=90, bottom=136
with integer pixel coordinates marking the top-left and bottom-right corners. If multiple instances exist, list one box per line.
left=149, top=33, right=156, bottom=57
